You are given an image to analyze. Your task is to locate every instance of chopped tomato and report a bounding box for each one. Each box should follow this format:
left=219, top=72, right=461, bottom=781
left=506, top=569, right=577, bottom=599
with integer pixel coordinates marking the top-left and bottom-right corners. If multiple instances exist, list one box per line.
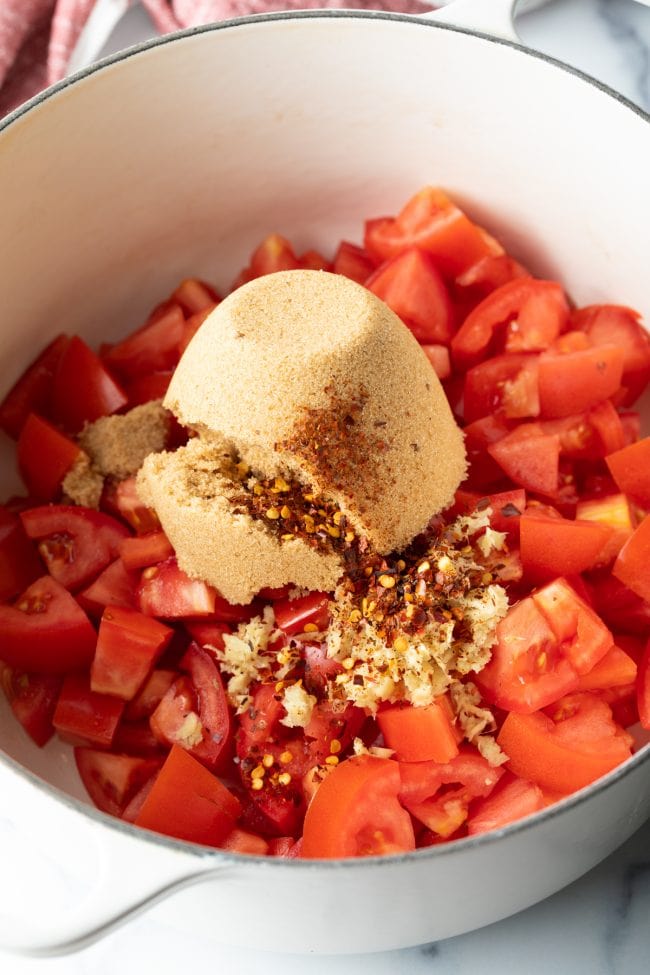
left=250, top=234, right=299, bottom=277
left=106, top=476, right=160, bottom=535
left=236, top=683, right=285, bottom=759
left=573, top=305, right=650, bottom=406
left=119, top=531, right=174, bottom=571
left=497, top=693, right=633, bottom=794
left=421, top=344, right=451, bottom=380
left=0, top=575, right=96, bottom=674
left=299, top=249, right=331, bottom=272
left=302, top=755, right=415, bottom=858
left=589, top=573, right=650, bottom=638
left=273, top=592, right=330, bottom=636
left=21, top=505, right=129, bottom=592
left=303, top=642, right=344, bottom=694
left=519, top=509, right=614, bottom=582
left=135, top=745, right=240, bottom=846
left=124, top=668, right=178, bottom=721
left=606, top=437, right=650, bottom=508
left=78, top=558, right=137, bottom=616
left=53, top=673, right=125, bottom=748
left=612, top=515, right=650, bottom=604
left=537, top=345, right=624, bottom=418
left=17, top=413, right=81, bottom=500
left=364, top=187, right=499, bottom=277
left=137, top=557, right=217, bottom=618
left=151, top=643, right=231, bottom=771
left=103, top=303, right=185, bottom=380
left=454, top=254, right=528, bottom=309
left=377, top=699, right=459, bottom=763
left=0, top=664, right=62, bottom=747
left=221, top=828, right=269, bottom=856
left=184, top=620, right=230, bottom=651
left=451, top=488, right=526, bottom=541
left=171, top=278, right=219, bottom=316
left=51, top=336, right=127, bottom=434
left=488, top=425, right=560, bottom=496
left=123, top=371, right=173, bottom=408
left=478, top=578, right=613, bottom=713
left=574, top=644, right=637, bottom=693
left=405, top=786, right=471, bottom=839
left=575, top=494, right=635, bottom=563
left=365, top=248, right=454, bottom=344
left=0, top=334, right=69, bottom=439
left=451, top=279, right=568, bottom=371
left=0, top=506, right=42, bottom=602
left=463, top=353, right=540, bottom=423
left=75, top=749, right=163, bottom=817
left=332, top=241, right=377, bottom=284
left=636, top=640, right=650, bottom=731
left=178, top=307, right=215, bottom=357
left=91, top=606, right=173, bottom=701
left=398, top=750, right=503, bottom=805
left=466, top=775, right=545, bottom=835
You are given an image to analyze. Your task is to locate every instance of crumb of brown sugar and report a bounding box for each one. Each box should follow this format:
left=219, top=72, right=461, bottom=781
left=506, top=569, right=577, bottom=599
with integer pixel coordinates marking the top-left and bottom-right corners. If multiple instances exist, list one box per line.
left=79, top=400, right=170, bottom=480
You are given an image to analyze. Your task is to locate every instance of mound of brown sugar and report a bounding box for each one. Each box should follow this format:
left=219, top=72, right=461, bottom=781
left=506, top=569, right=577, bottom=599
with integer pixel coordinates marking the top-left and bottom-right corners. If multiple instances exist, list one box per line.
left=137, top=437, right=343, bottom=604
left=166, top=270, right=466, bottom=555
left=79, top=401, right=170, bottom=480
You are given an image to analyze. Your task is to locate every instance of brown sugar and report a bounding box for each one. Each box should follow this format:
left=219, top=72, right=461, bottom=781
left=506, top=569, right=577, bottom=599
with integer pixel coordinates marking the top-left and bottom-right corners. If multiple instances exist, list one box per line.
left=79, top=401, right=170, bottom=480
left=165, top=270, right=467, bottom=554
left=62, top=452, right=104, bottom=509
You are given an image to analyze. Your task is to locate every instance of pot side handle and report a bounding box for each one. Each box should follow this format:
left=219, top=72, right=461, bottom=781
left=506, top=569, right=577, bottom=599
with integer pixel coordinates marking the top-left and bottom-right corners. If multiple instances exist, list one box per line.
left=0, top=766, right=228, bottom=957
left=422, top=0, right=521, bottom=42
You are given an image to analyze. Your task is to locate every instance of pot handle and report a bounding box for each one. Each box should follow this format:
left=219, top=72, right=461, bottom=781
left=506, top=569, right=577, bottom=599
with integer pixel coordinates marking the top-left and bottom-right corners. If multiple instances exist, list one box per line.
left=422, top=0, right=520, bottom=42
left=0, top=762, right=227, bottom=957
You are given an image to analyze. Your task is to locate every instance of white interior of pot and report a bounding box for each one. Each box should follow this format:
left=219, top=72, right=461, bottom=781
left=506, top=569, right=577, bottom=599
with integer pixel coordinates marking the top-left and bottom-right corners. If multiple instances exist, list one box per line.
left=0, top=14, right=649, bottom=802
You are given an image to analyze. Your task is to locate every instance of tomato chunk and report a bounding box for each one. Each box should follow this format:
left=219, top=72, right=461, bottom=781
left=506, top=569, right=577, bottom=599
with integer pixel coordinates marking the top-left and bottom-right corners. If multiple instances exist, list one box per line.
left=636, top=640, right=650, bottom=731
left=519, top=509, right=614, bottom=582
left=17, top=414, right=81, bottom=501
left=51, top=336, right=127, bottom=433
left=497, top=693, right=633, bottom=794
left=91, top=606, right=173, bottom=701
left=119, top=531, right=174, bottom=572
left=574, top=645, right=637, bottom=693
left=0, top=334, right=69, bottom=439
left=103, top=303, right=185, bottom=380
left=79, top=558, right=138, bottom=616
left=273, top=592, right=330, bottom=636
left=0, top=575, right=96, bottom=674
left=0, top=506, right=42, bottom=602
left=365, top=248, right=453, bottom=344
left=573, top=304, right=650, bottom=406
left=463, top=353, right=539, bottom=424
left=333, top=241, right=376, bottom=284
left=302, top=755, right=415, bottom=858
left=537, top=345, right=624, bottom=418
left=0, top=665, right=62, bottom=747
left=398, top=750, right=503, bottom=805
left=377, top=700, right=459, bottom=763
left=606, top=437, right=650, bottom=508
left=612, top=515, right=650, bottom=604
left=488, top=425, right=559, bottom=496
left=21, top=505, right=129, bottom=592
left=467, top=775, right=545, bottom=835
left=137, top=558, right=217, bottom=618
left=75, top=749, right=163, bottom=817
left=135, top=745, right=240, bottom=846
left=53, top=673, right=125, bottom=748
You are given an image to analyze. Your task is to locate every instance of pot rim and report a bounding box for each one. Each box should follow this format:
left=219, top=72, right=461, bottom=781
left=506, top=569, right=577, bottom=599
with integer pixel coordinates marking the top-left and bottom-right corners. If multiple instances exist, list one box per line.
left=0, top=8, right=648, bottom=868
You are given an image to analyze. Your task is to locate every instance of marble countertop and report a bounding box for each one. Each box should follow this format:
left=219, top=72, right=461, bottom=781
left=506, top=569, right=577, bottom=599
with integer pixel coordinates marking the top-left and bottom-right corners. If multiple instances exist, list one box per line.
left=2, top=1, right=650, bottom=973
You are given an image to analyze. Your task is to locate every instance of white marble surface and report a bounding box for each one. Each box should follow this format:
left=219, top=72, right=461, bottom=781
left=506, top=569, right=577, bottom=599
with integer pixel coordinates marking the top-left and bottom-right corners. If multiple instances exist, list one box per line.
left=2, top=1, right=650, bottom=972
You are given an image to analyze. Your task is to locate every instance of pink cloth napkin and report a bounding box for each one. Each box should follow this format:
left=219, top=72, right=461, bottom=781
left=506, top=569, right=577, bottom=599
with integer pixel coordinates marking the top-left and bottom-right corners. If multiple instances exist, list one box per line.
left=0, top=0, right=430, bottom=117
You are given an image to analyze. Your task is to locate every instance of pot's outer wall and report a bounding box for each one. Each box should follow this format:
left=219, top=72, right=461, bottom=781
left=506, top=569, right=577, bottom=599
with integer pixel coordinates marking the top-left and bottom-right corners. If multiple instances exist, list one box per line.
left=0, top=13, right=649, bottom=955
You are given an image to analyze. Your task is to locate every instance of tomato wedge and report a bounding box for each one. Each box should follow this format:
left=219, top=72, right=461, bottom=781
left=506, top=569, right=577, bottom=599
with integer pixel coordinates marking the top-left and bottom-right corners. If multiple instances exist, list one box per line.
left=333, top=241, right=377, bottom=284
left=537, top=345, right=624, bottom=418
left=17, top=413, right=81, bottom=501
left=497, top=693, right=633, bottom=794
left=0, top=506, right=42, bottom=602
left=135, top=745, right=240, bottom=846
left=478, top=578, right=614, bottom=713
left=466, top=775, right=545, bottom=835
left=0, top=333, right=69, bottom=439
left=365, top=248, right=453, bottom=344
left=398, top=750, right=503, bottom=805
left=302, top=755, right=415, bottom=858
left=463, top=353, right=540, bottom=423
left=606, top=437, right=650, bottom=508
left=53, top=673, right=125, bottom=748
left=137, top=558, right=217, bottom=618
left=51, top=336, right=127, bottom=434
left=78, top=558, right=138, bottom=616
left=636, top=640, right=650, bottom=731
left=91, top=606, right=173, bottom=700
left=573, top=304, right=650, bottom=406
left=0, top=665, right=62, bottom=747
left=21, top=505, right=129, bottom=591
left=0, top=575, right=96, bottom=674
left=273, top=592, right=330, bottom=635
left=377, top=699, right=459, bottom=763
left=75, top=749, right=163, bottom=817
left=612, top=515, right=650, bottom=604
left=519, top=509, right=614, bottom=582
left=488, top=425, right=560, bottom=496
left=119, top=531, right=174, bottom=571
left=103, top=302, right=186, bottom=380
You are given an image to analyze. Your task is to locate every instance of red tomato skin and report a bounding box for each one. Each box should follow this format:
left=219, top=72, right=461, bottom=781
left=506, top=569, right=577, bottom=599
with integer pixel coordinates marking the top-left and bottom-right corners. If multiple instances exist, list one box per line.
left=179, top=643, right=233, bottom=771
left=636, top=640, right=650, bottom=731
left=91, top=606, right=173, bottom=701
left=137, top=558, right=217, bottom=618
left=0, top=575, right=97, bottom=674
left=606, top=437, right=650, bottom=508
left=103, top=303, right=185, bottom=380
left=53, top=673, right=125, bottom=748
left=21, top=505, right=129, bottom=592
left=119, top=531, right=174, bottom=572
left=75, top=749, right=163, bottom=817
left=463, top=353, right=539, bottom=424
left=421, top=344, right=451, bottom=380
left=135, top=745, right=240, bottom=846
left=365, top=248, right=454, bottom=344
left=124, top=371, right=173, bottom=408
left=302, top=755, right=416, bottom=859
left=537, top=345, right=625, bottom=418
left=377, top=700, right=459, bottom=763
left=51, top=336, right=127, bottom=434
left=105, top=476, right=160, bottom=535
left=124, top=668, right=178, bottom=721
left=488, top=426, right=560, bottom=496
left=519, top=510, right=614, bottom=582
left=467, top=775, right=545, bottom=835
left=0, top=664, right=62, bottom=747
left=612, top=515, right=650, bottom=605
left=333, top=241, right=377, bottom=284
left=0, top=334, right=69, bottom=439
left=398, top=750, right=504, bottom=805
left=273, top=592, right=330, bottom=636
left=17, top=413, right=81, bottom=500
left=171, top=278, right=219, bottom=316
left=78, top=558, right=138, bottom=617
left=221, top=828, right=269, bottom=856
left=573, top=304, right=650, bottom=406
left=0, top=506, right=42, bottom=602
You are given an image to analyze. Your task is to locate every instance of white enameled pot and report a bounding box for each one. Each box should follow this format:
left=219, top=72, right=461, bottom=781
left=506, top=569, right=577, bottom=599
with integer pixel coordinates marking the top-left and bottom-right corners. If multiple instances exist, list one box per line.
left=1, top=0, right=649, bottom=957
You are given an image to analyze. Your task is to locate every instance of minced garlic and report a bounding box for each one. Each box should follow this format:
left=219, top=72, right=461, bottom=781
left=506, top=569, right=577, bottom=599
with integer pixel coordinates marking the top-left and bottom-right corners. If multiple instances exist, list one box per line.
left=280, top=683, right=317, bottom=729
left=216, top=605, right=279, bottom=711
